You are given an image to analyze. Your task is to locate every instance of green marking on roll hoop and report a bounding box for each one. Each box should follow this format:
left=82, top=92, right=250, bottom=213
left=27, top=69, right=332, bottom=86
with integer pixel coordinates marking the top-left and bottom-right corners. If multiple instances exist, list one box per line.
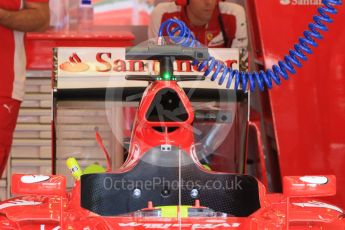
left=162, top=71, right=172, bottom=80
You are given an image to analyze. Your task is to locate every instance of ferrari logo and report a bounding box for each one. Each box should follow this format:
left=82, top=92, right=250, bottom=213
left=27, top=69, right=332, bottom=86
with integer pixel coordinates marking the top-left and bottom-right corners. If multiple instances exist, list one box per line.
left=206, top=32, right=213, bottom=41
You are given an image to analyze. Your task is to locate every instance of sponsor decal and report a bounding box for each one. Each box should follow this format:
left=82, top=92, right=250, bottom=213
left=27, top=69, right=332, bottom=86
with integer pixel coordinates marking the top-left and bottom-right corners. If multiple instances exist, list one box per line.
left=59, top=53, right=90, bottom=72
left=299, top=176, right=328, bottom=185
left=56, top=48, right=239, bottom=77
left=118, top=222, right=240, bottom=229
left=40, top=226, right=60, bottom=230
left=40, top=225, right=89, bottom=230
left=280, top=0, right=291, bottom=5
left=59, top=53, right=237, bottom=74
left=206, top=32, right=214, bottom=42
left=55, top=48, right=240, bottom=89
left=2, top=104, right=13, bottom=114
left=280, top=0, right=322, bottom=5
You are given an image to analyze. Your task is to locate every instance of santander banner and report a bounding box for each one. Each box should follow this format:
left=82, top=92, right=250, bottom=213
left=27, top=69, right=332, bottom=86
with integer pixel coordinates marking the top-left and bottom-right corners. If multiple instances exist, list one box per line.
left=55, top=47, right=239, bottom=89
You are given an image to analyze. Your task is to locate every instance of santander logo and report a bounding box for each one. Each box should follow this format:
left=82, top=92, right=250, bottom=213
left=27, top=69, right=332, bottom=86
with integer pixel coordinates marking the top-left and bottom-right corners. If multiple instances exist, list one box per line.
left=58, top=52, right=238, bottom=74
left=59, top=53, right=90, bottom=72
left=280, top=0, right=322, bottom=5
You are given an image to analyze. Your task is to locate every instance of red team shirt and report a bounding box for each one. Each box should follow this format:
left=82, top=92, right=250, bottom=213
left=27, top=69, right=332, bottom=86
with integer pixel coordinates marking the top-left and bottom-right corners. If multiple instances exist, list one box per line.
left=148, top=1, right=248, bottom=49
left=0, top=0, right=48, bottom=101
left=0, top=0, right=48, bottom=176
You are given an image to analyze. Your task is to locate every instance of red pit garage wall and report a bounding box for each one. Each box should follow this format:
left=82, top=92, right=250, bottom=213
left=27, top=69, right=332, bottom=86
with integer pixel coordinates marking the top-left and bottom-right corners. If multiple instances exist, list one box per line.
left=252, top=1, right=345, bottom=207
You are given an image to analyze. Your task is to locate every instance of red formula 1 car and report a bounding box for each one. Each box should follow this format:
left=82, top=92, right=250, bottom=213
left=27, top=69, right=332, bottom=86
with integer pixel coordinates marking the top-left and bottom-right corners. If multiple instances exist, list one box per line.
left=0, top=45, right=344, bottom=229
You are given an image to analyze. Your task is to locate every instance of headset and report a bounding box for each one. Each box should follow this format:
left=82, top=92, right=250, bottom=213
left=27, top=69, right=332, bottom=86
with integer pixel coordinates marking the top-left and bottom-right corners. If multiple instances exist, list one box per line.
left=175, top=0, right=222, bottom=6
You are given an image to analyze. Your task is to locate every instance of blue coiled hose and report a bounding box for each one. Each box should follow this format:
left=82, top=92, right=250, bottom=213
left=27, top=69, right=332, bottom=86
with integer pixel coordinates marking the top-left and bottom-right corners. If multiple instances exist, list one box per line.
left=158, top=0, right=342, bottom=91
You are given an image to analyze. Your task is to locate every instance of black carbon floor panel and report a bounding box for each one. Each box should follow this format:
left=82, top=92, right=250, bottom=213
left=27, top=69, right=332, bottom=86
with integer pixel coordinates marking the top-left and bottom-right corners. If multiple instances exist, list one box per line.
left=81, top=146, right=260, bottom=217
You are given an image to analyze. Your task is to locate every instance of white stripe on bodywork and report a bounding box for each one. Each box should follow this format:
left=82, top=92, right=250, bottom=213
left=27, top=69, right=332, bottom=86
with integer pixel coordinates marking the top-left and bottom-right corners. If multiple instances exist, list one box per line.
left=21, top=175, right=50, bottom=184
left=293, top=201, right=344, bottom=213
left=0, top=200, right=42, bottom=210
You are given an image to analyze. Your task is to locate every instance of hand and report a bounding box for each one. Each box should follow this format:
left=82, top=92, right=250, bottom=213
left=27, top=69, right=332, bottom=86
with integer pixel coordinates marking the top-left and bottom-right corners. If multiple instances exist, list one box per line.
left=0, top=3, right=49, bottom=32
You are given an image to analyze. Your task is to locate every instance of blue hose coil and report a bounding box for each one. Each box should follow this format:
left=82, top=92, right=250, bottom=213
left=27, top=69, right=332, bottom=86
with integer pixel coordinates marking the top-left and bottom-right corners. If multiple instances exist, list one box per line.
left=158, top=0, right=342, bottom=91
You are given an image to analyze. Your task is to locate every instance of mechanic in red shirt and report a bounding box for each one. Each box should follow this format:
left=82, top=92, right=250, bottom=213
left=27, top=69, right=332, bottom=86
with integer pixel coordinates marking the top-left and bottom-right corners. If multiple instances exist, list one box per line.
left=0, top=0, right=50, bottom=176
left=148, top=0, right=248, bottom=49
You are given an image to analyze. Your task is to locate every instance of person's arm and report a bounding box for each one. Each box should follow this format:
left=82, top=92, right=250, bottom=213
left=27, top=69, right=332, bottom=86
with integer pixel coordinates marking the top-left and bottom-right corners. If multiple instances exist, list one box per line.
left=0, top=1, right=49, bottom=32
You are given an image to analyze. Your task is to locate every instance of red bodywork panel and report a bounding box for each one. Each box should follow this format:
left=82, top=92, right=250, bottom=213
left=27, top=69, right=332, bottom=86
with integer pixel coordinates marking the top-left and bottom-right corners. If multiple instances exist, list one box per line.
left=283, top=175, right=336, bottom=198
left=251, top=1, right=345, bottom=208
left=11, top=174, right=66, bottom=196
